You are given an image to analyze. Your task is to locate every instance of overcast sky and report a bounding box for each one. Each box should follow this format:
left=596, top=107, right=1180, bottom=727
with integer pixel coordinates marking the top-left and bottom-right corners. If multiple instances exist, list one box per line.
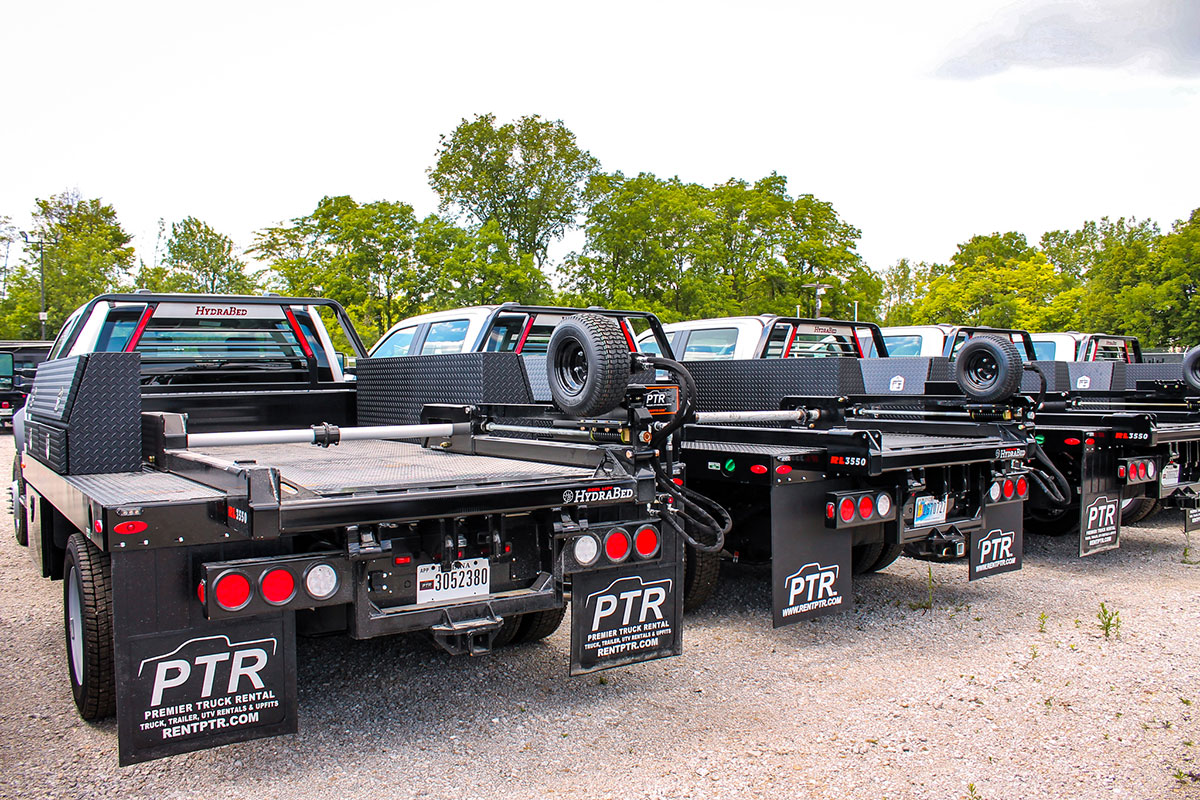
left=2, top=0, right=1197, bottom=276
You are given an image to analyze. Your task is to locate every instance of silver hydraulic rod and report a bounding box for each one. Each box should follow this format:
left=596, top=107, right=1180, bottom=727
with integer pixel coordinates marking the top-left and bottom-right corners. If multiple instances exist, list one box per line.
left=1074, top=400, right=1193, bottom=409
left=851, top=408, right=973, bottom=419
left=186, top=423, right=458, bottom=448
left=692, top=409, right=815, bottom=424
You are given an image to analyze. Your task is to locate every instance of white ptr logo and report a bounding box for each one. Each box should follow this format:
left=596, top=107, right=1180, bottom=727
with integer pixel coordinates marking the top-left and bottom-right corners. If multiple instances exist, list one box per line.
left=1086, top=495, right=1118, bottom=532
left=782, top=562, right=842, bottom=617
left=139, top=635, right=276, bottom=707
left=1076, top=376, right=1092, bottom=389
left=975, top=529, right=1016, bottom=572
left=889, top=375, right=905, bottom=392
left=586, top=575, right=671, bottom=630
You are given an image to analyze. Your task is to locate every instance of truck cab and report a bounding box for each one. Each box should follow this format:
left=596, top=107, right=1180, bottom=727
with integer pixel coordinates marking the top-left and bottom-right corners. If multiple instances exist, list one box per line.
left=876, top=324, right=1037, bottom=360
left=1028, top=332, right=1141, bottom=363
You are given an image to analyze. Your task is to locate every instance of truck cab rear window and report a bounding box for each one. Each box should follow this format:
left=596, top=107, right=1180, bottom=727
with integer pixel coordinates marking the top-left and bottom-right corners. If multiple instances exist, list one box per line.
left=683, top=328, right=738, bottom=361
left=420, top=319, right=470, bottom=355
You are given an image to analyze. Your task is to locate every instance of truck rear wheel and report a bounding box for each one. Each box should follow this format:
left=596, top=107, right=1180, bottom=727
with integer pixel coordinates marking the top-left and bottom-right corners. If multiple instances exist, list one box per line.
left=683, top=545, right=721, bottom=612
left=546, top=314, right=631, bottom=417
left=64, top=533, right=115, bottom=720
left=1182, top=346, right=1200, bottom=392
left=12, top=453, right=26, bottom=547
left=1121, top=497, right=1159, bottom=525
left=955, top=336, right=1022, bottom=403
left=864, top=542, right=903, bottom=573
left=508, top=606, right=567, bottom=645
left=1025, top=505, right=1078, bottom=536
left=851, top=541, right=884, bottom=574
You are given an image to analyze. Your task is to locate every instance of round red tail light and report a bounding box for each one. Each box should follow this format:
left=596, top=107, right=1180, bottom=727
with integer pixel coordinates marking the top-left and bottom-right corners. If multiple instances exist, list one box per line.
left=1003, top=478, right=1015, bottom=499
left=634, top=526, right=660, bottom=558
left=1016, top=476, right=1028, bottom=497
left=1137, top=462, right=1147, bottom=480
left=858, top=495, right=874, bottom=519
left=839, top=497, right=856, bottom=523
left=604, top=528, right=631, bottom=562
left=260, top=568, right=296, bottom=605
left=214, top=572, right=251, bottom=611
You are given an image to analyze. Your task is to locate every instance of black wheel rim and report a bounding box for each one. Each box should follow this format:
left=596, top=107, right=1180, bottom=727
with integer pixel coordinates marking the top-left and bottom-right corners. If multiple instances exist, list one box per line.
left=964, top=350, right=999, bottom=389
left=555, top=339, right=588, bottom=398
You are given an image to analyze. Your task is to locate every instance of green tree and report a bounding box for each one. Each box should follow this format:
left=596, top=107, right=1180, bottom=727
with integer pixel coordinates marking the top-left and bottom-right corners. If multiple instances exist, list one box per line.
left=428, top=113, right=600, bottom=267
left=0, top=190, right=133, bottom=339
left=1135, top=209, right=1200, bottom=347
left=416, top=217, right=549, bottom=308
left=137, top=217, right=256, bottom=294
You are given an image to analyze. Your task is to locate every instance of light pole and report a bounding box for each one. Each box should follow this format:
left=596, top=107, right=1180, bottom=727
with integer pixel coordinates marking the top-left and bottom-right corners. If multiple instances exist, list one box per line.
left=802, top=282, right=833, bottom=317
left=20, top=231, right=47, bottom=339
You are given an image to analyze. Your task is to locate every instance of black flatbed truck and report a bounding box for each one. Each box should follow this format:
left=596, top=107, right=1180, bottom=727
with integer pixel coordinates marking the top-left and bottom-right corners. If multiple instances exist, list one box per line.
left=17, top=293, right=695, bottom=765
left=653, top=317, right=1036, bottom=623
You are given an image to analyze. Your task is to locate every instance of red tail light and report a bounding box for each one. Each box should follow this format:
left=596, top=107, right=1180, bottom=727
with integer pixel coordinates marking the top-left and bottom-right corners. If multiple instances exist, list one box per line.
left=858, top=495, right=874, bottom=519
left=260, top=569, right=296, bottom=605
left=1137, top=462, right=1147, bottom=480
left=1064, top=437, right=1081, bottom=446
left=750, top=464, right=768, bottom=475
left=1117, top=465, right=1127, bottom=478
left=197, top=580, right=206, bottom=604
left=214, top=572, right=251, bottom=611
left=826, top=502, right=836, bottom=519
left=839, top=497, right=856, bottom=523
left=1, top=402, right=9, bottom=409
left=1016, top=476, right=1028, bottom=497
left=604, top=528, right=631, bottom=562
left=634, top=526, right=660, bottom=558
left=1002, top=478, right=1015, bottom=499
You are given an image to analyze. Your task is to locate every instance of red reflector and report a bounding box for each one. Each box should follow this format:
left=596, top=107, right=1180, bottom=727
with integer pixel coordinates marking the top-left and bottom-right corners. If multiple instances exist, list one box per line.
left=214, top=573, right=251, bottom=610
left=1003, top=478, right=1015, bottom=499
left=1137, top=462, right=1147, bottom=480
left=113, top=520, right=147, bottom=535
left=672, top=478, right=684, bottom=486
left=1, top=402, right=9, bottom=409
left=1064, top=438, right=1081, bottom=446
left=1016, top=476, right=1028, bottom=497
left=1117, top=465, right=1127, bottom=478
left=826, top=502, right=836, bottom=519
left=394, top=555, right=412, bottom=565
left=750, top=464, right=768, bottom=475
left=93, top=520, right=102, bottom=534
left=634, top=527, right=659, bottom=558
left=776, top=464, right=793, bottom=475
left=1085, top=438, right=1095, bottom=446
left=260, top=569, right=295, bottom=604
left=605, top=529, right=631, bottom=562
left=839, top=497, right=856, bottom=523
left=504, top=543, right=512, bottom=554
left=858, top=495, right=874, bottom=519
left=197, top=581, right=206, bottom=604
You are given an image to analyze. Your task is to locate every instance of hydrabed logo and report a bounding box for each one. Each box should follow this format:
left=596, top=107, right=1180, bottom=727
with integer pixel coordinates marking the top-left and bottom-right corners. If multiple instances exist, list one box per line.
left=975, top=529, right=1016, bottom=573
left=194, top=305, right=249, bottom=317
left=781, top=562, right=842, bottom=617
left=563, top=486, right=635, bottom=505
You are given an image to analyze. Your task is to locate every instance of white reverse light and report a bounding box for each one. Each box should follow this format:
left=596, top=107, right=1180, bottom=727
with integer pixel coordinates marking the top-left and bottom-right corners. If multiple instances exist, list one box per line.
left=876, top=493, right=893, bottom=517
left=573, top=534, right=600, bottom=567
left=304, top=563, right=339, bottom=600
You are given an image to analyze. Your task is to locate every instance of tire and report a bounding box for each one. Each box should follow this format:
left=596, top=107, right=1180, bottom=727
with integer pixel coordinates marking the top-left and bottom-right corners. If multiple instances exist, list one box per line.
left=851, top=541, right=884, bottom=575
left=12, top=452, right=27, bottom=547
left=683, top=545, right=721, bottom=612
left=1121, top=496, right=1158, bottom=525
left=508, top=606, right=567, bottom=645
left=63, top=533, right=115, bottom=720
left=1182, top=346, right=1200, bottom=392
left=1025, top=504, right=1079, bottom=536
left=955, top=336, right=1022, bottom=403
left=546, top=314, right=631, bottom=417
left=865, top=542, right=903, bottom=573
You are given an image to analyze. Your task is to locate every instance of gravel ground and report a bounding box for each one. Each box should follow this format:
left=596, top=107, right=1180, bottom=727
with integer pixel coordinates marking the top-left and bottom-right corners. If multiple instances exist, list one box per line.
left=2, top=433, right=1199, bottom=800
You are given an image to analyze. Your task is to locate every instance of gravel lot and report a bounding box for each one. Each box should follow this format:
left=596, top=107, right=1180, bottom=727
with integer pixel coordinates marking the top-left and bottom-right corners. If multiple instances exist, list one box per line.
left=2, top=433, right=1199, bottom=800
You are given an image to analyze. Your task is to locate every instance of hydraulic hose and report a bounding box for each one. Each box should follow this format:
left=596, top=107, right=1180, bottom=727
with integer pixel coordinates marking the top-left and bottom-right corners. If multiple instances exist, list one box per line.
left=643, top=356, right=732, bottom=553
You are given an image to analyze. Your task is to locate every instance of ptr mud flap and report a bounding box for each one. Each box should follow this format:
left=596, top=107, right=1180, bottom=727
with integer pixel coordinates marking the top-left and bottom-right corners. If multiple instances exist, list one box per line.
left=570, top=559, right=683, bottom=675
left=969, top=499, right=1023, bottom=580
left=770, top=482, right=852, bottom=628
left=112, top=550, right=297, bottom=765
left=1078, top=446, right=1121, bottom=556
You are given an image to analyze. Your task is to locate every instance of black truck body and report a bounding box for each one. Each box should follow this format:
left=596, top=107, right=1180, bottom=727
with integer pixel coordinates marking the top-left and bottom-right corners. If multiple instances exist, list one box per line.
left=18, top=294, right=692, bottom=765
left=650, top=317, right=1034, bottom=625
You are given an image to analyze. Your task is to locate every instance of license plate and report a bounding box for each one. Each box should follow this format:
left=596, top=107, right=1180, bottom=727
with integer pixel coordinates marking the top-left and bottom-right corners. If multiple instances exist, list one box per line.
left=416, top=558, right=490, bottom=605
left=915, top=495, right=948, bottom=526
left=1162, top=463, right=1180, bottom=487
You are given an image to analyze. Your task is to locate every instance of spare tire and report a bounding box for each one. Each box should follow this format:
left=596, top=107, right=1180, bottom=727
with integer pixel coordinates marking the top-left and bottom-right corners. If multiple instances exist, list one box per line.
left=955, top=336, right=1022, bottom=403
left=546, top=314, right=631, bottom=417
left=1182, top=346, right=1200, bottom=392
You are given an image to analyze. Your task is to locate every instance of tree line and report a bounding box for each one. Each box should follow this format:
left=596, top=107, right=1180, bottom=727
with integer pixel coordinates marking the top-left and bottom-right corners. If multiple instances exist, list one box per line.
left=1, top=113, right=1197, bottom=348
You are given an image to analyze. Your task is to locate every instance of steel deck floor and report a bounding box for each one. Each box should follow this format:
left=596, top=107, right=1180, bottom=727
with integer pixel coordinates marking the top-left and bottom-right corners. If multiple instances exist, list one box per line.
left=190, top=439, right=594, bottom=496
